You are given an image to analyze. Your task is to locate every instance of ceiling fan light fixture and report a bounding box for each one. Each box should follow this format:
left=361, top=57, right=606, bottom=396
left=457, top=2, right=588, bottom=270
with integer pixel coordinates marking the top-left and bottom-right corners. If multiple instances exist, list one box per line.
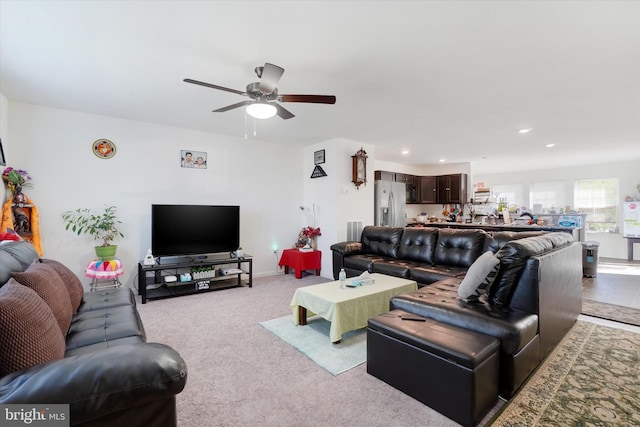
left=246, top=102, right=277, bottom=119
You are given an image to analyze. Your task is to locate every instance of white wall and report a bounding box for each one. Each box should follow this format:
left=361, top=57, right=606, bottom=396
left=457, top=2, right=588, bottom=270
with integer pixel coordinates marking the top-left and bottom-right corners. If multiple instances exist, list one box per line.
left=0, top=93, right=8, bottom=143
left=475, top=160, right=640, bottom=259
left=4, top=101, right=304, bottom=287
left=303, top=139, right=375, bottom=278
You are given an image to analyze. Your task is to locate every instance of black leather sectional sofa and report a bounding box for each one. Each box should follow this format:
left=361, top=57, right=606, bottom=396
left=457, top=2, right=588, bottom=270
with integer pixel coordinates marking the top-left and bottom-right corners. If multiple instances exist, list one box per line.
left=0, top=241, right=187, bottom=426
left=331, top=226, right=582, bottom=424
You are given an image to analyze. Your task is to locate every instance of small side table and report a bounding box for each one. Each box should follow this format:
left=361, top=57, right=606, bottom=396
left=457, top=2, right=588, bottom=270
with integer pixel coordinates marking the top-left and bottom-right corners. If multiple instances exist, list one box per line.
left=85, top=258, right=123, bottom=291
left=279, top=249, right=321, bottom=279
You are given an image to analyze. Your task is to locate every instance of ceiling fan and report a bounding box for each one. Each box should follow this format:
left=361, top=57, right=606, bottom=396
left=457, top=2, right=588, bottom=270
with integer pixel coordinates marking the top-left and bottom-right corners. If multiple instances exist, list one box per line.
left=184, top=63, right=336, bottom=120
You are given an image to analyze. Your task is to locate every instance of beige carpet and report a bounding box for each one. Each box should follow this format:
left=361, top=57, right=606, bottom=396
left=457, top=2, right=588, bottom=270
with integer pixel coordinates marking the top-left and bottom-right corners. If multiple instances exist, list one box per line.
left=137, top=274, right=473, bottom=427
left=490, top=321, right=640, bottom=426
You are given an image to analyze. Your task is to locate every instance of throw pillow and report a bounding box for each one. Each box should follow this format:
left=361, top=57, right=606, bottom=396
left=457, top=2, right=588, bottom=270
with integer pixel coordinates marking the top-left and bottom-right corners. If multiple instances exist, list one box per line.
left=457, top=251, right=500, bottom=302
left=0, top=280, right=65, bottom=376
left=40, top=258, right=84, bottom=313
left=11, top=261, right=73, bottom=334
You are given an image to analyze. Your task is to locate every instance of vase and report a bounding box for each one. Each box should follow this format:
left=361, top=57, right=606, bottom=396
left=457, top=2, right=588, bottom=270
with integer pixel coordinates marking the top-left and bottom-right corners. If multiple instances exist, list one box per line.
left=310, top=237, right=317, bottom=251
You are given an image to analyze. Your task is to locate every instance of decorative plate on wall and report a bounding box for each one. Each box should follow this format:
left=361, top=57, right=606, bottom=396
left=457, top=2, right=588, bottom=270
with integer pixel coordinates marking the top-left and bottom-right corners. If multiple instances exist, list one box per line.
left=92, top=139, right=116, bottom=159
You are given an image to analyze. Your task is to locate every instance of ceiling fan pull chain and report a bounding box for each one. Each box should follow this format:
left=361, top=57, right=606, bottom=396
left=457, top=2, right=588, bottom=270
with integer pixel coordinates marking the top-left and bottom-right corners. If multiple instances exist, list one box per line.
left=244, top=111, right=248, bottom=139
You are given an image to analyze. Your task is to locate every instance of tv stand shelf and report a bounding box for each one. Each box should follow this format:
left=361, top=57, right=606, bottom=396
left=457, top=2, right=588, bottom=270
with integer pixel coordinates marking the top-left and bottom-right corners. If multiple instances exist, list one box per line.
left=137, top=256, right=252, bottom=303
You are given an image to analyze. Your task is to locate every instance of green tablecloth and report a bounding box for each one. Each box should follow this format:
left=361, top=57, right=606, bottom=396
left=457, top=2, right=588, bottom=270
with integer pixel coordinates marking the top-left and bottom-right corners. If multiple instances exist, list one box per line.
left=290, top=273, right=418, bottom=342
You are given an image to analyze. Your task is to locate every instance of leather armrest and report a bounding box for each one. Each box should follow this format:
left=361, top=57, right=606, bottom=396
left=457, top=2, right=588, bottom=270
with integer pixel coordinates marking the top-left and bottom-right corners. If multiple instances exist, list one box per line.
left=0, top=343, right=187, bottom=424
left=330, top=241, right=363, bottom=256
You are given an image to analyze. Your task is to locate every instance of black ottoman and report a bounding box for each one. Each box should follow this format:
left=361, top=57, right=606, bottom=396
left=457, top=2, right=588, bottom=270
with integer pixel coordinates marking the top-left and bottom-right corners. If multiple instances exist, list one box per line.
left=367, top=310, right=499, bottom=427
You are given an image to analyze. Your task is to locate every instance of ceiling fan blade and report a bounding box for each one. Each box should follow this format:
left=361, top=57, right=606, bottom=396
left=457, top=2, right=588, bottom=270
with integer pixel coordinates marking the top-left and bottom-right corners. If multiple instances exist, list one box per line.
left=258, top=63, right=284, bottom=94
left=278, top=94, right=336, bottom=104
left=184, top=78, right=246, bottom=96
left=274, top=103, right=295, bottom=120
left=213, top=100, right=252, bottom=112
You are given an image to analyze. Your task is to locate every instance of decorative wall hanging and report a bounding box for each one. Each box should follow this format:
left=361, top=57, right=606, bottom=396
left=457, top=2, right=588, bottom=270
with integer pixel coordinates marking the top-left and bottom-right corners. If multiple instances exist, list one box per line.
left=314, top=149, right=325, bottom=165
left=181, top=150, right=207, bottom=169
left=310, top=165, right=327, bottom=178
left=351, top=147, right=367, bottom=189
left=92, top=139, right=116, bottom=159
left=0, top=139, right=5, bottom=166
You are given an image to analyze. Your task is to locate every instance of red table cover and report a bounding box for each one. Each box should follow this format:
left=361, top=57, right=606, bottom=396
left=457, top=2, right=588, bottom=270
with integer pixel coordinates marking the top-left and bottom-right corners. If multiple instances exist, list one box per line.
left=278, top=249, right=322, bottom=278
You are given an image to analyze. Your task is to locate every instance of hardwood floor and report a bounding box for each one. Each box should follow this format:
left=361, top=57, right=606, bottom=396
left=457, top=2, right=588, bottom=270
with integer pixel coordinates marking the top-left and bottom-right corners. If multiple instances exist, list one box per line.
left=582, top=257, right=640, bottom=309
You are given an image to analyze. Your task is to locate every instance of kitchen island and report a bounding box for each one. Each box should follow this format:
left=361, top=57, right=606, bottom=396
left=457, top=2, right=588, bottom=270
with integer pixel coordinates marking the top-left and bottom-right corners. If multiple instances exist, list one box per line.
left=405, top=221, right=583, bottom=241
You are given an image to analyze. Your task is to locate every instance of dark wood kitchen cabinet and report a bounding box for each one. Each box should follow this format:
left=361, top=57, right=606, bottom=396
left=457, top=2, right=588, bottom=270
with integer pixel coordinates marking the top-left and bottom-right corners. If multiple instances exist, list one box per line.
left=420, top=176, right=437, bottom=203
left=374, top=170, right=395, bottom=181
left=436, top=173, right=468, bottom=204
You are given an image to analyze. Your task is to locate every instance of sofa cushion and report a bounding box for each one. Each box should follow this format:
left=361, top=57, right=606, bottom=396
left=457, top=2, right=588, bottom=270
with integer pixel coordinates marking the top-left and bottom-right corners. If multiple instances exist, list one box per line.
left=40, top=258, right=84, bottom=313
left=361, top=226, right=404, bottom=258
left=66, top=305, right=146, bottom=351
left=0, top=280, right=65, bottom=376
left=11, top=262, right=73, bottom=334
left=398, top=227, right=438, bottom=264
left=458, top=251, right=500, bottom=302
left=0, top=251, right=23, bottom=285
left=434, top=229, right=486, bottom=268
left=0, top=240, right=40, bottom=270
left=371, top=260, right=411, bottom=278
left=390, top=278, right=538, bottom=355
left=409, top=264, right=468, bottom=286
left=78, top=287, right=137, bottom=313
left=343, top=254, right=385, bottom=273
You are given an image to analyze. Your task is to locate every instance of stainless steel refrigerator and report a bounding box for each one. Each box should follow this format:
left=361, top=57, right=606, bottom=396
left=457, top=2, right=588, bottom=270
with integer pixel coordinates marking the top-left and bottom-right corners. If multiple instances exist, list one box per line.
left=375, top=180, right=407, bottom=227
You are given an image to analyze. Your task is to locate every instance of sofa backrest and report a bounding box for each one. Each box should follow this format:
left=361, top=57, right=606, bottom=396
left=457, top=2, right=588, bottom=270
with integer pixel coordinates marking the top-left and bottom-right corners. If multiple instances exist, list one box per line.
left=433, top=229, right=486, bottom=268
left=489, top=232, right=575, bottom=308
left=398, top=227, right=439, bottom=264
left=0, top=241, right=40, bottom=285
left=361, top=226, right=404, bottom=258
left=483, top=230, right=548, bottom=253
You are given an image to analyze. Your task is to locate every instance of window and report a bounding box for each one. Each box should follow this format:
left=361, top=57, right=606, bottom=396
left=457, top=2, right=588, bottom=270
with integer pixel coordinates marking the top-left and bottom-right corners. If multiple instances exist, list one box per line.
left=574, top=178, right=618, bottom=232
left=492, top=184, right=523, bottom=208
left=530, top=181, right=566, bottom=213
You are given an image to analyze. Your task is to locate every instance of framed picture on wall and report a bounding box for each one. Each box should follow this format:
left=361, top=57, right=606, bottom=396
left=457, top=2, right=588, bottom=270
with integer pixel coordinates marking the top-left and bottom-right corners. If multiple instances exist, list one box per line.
left=0, top=139, right=5, bottom=166
left=181, top=150, right=207, bottom=169
left=314, top=149, right=325, bottom=165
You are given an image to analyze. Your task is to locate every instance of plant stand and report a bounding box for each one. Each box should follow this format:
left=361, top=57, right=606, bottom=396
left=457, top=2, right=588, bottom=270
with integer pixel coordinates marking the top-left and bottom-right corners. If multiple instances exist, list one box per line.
left=85, top=258, right=123, bottom=291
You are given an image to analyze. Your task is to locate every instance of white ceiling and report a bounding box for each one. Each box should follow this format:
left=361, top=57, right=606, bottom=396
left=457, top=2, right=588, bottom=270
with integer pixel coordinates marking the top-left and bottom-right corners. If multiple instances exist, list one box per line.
left=1, top=1, right=639, bottom=174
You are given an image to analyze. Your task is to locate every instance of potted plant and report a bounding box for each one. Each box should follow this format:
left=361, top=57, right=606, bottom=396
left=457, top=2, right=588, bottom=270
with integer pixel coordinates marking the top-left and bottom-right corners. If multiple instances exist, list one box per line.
left=236, top=246, right=244, bottom=258
left=62, top=205, right=124, bottom=258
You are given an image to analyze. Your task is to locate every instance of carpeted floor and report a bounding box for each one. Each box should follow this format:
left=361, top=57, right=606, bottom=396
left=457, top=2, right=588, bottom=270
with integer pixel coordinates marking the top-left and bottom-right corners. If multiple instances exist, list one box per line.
left=137, top=272, right=639, bottom=426
left=491, top=321, right=640, bottom=426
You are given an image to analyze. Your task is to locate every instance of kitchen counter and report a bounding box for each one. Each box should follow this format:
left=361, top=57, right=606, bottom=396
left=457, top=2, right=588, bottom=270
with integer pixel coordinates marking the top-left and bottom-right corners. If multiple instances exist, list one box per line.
left=405, top=221, right=582, bottom=241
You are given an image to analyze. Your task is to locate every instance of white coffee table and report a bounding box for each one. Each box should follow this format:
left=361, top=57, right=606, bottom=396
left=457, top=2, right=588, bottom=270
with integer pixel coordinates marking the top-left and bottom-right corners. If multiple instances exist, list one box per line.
left=289, top=273, right=418, bottom=343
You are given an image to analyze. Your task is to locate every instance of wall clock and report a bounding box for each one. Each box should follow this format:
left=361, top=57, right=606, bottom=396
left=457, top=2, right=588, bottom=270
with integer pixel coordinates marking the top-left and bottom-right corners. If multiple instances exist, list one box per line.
left=92, top=139, right=116, bottom=159
left=351, top=147, right=367, bottom=189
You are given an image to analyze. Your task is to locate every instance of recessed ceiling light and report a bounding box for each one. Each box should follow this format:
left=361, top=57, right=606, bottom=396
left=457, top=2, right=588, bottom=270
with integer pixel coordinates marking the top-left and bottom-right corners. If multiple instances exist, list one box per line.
left=401, top=150, right=410, bottom=155
left=545, top=143, right=556, bottom=148
left=518, top=128, right=533, bottom=134
left=438, top=158, right=446, bottom=162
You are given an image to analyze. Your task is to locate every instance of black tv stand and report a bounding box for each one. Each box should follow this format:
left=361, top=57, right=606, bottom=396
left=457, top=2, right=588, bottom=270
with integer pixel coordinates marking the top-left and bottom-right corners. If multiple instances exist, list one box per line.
left=138, top=255, right=252, bottom=303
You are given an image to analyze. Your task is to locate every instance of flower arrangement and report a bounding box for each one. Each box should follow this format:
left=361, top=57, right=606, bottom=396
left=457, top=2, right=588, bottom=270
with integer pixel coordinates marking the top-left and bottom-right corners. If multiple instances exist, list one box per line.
left=2, top=166, right=32, bottom=193
left=302, top=226, right=321, bottom=239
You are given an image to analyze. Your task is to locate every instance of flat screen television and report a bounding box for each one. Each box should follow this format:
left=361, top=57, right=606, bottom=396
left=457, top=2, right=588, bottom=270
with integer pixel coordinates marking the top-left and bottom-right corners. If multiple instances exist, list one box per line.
left=151, top=204, right=240, bottom=258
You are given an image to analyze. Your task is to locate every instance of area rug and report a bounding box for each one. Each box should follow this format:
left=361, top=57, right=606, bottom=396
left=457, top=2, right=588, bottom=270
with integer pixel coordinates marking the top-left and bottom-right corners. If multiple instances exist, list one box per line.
left=581, top=298, right=640, bottom=327
left=260, top=315, right=366, bottom=376
left=490, top=321, right=640, bottom=426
